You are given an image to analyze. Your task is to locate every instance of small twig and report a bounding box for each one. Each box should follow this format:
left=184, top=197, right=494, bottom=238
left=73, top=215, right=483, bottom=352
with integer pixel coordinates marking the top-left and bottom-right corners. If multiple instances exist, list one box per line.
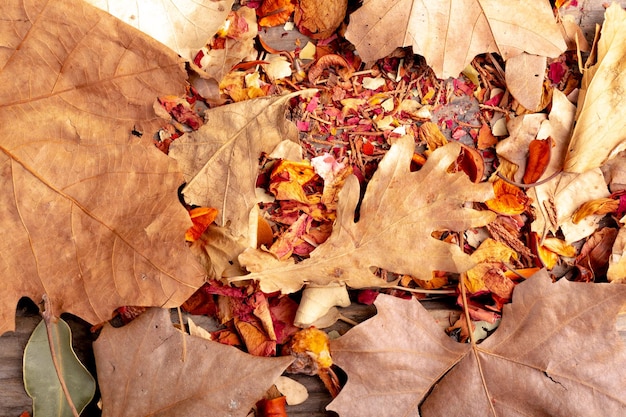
left=42, top=295, right=81, bottom=417
left=496, top=170, right=562, bottom=189
left=338, top=314, right=359, bottom=326
left=389, top=286, right=457, bottom=295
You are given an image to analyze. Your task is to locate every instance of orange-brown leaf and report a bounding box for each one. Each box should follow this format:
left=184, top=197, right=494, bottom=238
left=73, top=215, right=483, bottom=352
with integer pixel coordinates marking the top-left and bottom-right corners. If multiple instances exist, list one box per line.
left=485, top=179, right=530, bottom=215
left=186, top=207, right=219, bottom=242
left=523, top=137, right=552, bottom=184
left=257, top=0, right=295, bottom=27
left=256, top=396, right=288, bottom=417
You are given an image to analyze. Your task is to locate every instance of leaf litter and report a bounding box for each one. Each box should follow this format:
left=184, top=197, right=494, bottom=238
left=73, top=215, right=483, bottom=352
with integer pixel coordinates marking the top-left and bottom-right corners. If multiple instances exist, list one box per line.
left=4, top=0, right=626, bottom=416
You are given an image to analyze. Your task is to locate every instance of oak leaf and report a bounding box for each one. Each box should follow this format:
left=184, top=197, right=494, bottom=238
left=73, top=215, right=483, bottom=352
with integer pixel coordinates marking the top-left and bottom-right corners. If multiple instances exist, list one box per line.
left=345, top=0, right=566, bottom=79
left=87, top=0, right=235, bottom=61
left=0, top=0, right=204, bottom=335
left=328, top=270, right=626, bottom=416
left=93, top=308, right=292, bottom=416
left=232, top=136, right=496, bottom=293
left=170, top=91, right=315, bottom=241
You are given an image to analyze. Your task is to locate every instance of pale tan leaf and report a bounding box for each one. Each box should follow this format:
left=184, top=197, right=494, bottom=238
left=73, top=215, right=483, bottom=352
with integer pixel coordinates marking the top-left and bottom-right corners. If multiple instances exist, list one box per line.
left=564, top=3, right=626, bottom=173
left=329, top=270, right=626, bottom=416
left=232, top=136, right=496, bottom=293
left=345, top=0, right=566, bottom=79
left=505, top=53, right=547, bottom=111
left=170, top=91, right=315, bottom=240
left=0, top=0, right=204, bottom=335
left=94, top=308, right=292, bottom=416
left=87, top=0, right=234, bottom=61
left=192, top=7, right=258, bottom=82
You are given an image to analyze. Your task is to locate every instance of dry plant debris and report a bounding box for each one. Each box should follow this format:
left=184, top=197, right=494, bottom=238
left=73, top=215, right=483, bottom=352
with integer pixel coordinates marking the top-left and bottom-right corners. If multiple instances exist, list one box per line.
left=3, top=0, right=626, bottom=416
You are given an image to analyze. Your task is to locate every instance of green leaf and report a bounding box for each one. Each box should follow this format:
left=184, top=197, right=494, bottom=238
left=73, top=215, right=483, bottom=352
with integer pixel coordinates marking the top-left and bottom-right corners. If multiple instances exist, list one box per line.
left=23, top=318, right=96, bottom=417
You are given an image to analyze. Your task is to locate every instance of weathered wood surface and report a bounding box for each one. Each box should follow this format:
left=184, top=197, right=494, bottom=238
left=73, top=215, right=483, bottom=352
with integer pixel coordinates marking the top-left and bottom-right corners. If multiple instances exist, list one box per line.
left=1, top=301, right=625, bottom=417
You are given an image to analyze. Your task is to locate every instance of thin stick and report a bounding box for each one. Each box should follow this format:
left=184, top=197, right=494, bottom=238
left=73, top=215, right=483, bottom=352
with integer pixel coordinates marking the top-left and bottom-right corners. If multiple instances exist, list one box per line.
left=42, top=295, right=81, bottom=417
left=177, top=306, right=187, bottom=363
left=389, top=286, right=457, bottom=295
left=496, top=170, right=562, bottom=189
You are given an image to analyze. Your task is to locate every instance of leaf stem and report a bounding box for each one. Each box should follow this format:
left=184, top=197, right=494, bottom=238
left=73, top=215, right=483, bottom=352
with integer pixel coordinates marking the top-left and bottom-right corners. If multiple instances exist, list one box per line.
left=496, top=170, right=562, bottom=189
left=459, top=275, right=497, bottom=417
left=42, top=295, right=81, bottom=417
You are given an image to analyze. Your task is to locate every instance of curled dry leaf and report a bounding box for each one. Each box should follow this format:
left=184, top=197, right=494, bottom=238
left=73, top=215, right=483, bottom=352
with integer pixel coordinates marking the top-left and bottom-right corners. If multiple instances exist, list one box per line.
left=232, top=136, right=496, bottom=293
left=564, top=3, right=626, bottom=173
left=308, top=54, right=353, bottom=84
left=93, top=308, right=293, bottom=417
left=345, top=0, right=566, bottom=78
left=329, top=271, right=626, bottom=416
left=0, top=0, right=204, bottom=334
left=523, top=137, right=552, bottom=184
left=295, top=0, right=348, bottom=39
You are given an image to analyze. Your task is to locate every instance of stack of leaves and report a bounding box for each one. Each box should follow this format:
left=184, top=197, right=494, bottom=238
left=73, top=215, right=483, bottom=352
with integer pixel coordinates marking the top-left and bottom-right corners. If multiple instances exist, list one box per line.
left=3, top=0, right=626, bottom=416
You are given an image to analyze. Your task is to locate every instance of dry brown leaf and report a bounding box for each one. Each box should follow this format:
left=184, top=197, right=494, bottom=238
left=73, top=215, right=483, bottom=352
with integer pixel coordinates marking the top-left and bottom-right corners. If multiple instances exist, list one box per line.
left=345, top=0, right=566, bottom=78
left=170, top=91, right=315, bottom=241
left=232, top=136, right=496, bottom=293
left=0, top=0, right=204, bottom=334
left=295, top=0, right=348, bottom=39
left=505, top=53, right=547, bottom=112
left=93, top=308, right=292, bottom=416
left=565, top=3, right=626, bottom=173
left=328, top=270, right=626, bottom=416
left=87, top=0, right=235, bottom=61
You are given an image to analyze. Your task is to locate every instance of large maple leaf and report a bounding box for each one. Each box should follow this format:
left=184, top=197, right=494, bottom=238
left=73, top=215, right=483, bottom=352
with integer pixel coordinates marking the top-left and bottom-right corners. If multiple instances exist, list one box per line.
left=231, top=136, right=496, bottom=293
left=0, top=0, right=204, bottom=335
left=345, top=0, right=566, bottom=79
left=328, top=271, right=626, bottom=416
left=93, top=308, right=293, bottom=416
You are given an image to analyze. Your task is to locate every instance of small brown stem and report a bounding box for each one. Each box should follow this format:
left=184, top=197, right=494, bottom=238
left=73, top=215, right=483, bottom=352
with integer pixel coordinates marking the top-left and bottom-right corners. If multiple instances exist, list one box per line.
left=42, top=295, right=81, bottom=417
left=496, top=169, right=562, bottom=189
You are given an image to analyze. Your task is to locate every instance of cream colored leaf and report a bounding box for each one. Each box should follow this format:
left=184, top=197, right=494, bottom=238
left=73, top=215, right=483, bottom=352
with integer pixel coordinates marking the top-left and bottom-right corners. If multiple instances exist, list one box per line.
left=345, top=0, right=566, bottom=79
left=505, top=53, right=547, bottom=111
left=232, top=136, right=496, bottom=293
left=564, top=3, right=626, bottom=173
left=170, top=91, right=315, bottom=240
left=87, top=0, right=234, bottom=61
left=0, top=0, right=204, bottom=335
